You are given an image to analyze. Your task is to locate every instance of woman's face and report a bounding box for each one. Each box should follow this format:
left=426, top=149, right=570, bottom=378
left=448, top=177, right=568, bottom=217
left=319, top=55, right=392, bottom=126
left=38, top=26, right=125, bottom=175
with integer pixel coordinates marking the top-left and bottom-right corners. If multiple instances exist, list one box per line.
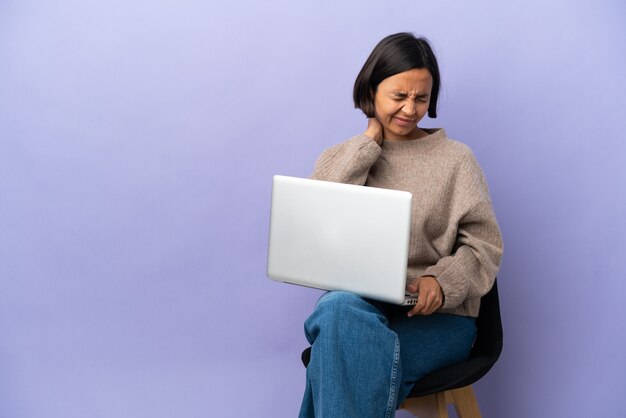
left=373, top=68, right=433, bottom=141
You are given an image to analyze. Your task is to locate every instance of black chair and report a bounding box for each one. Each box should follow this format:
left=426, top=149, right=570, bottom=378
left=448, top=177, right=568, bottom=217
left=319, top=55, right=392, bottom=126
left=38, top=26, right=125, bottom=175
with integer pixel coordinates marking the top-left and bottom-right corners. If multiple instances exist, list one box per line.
left=301, top=280, right=503, bottom=418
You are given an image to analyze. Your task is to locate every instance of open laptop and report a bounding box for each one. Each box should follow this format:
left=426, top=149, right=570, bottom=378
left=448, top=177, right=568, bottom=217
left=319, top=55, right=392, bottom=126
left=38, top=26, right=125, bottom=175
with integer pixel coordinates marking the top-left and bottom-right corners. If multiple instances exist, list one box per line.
left=267, top=175, right=418, bottom=305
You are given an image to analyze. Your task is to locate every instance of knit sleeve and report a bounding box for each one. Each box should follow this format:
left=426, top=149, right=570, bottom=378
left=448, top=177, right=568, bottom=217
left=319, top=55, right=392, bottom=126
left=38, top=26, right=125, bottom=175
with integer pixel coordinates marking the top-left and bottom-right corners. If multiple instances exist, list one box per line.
left=423, top=152, right=503, bottom=310
left=311, top=134, right=382, bottom=185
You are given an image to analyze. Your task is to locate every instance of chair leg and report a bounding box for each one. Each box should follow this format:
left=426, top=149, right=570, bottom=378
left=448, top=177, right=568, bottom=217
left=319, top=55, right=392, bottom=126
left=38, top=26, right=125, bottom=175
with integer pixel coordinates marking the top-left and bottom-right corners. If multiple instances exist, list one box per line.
left=449, top=386, right=482, bottom=418
left=401, top=385, right=482, bottom=418
left=401, top=391, right=448, bottom=418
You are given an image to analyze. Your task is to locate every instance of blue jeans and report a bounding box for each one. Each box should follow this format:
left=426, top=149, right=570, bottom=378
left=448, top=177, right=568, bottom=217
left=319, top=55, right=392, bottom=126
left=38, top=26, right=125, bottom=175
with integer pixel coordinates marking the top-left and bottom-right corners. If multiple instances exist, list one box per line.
left=298, top=291, right=477, bottom=418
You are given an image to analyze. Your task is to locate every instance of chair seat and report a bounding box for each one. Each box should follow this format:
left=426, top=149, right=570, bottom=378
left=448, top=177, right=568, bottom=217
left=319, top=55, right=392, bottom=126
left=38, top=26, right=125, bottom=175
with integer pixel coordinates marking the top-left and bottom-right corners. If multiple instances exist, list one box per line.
left=407, top=356, right=494, bottom=398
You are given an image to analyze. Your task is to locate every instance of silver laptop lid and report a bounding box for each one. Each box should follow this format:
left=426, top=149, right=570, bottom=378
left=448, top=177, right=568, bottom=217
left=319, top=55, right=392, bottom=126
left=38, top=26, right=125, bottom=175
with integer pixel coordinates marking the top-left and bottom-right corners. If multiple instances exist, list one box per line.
left=267, top=175, right=412, bottom=304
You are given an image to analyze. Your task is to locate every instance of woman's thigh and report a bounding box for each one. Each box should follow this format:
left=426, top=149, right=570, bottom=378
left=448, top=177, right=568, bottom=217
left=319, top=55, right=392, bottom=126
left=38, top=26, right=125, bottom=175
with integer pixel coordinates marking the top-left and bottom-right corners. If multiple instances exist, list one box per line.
left=389, top=313, right=477, bottom=385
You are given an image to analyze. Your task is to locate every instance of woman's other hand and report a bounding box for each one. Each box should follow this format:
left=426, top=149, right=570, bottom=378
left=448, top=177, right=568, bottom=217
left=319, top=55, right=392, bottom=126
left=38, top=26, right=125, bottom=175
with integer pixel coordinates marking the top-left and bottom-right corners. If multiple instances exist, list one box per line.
left=364, top=118, right=383, bottom=145
left=406, top=276, right=443, bottom=317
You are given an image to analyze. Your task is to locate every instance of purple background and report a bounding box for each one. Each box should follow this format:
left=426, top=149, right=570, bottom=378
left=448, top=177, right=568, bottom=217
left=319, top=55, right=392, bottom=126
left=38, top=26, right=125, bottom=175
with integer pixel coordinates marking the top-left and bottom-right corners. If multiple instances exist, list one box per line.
left=1, top=1, right=625, bottom=417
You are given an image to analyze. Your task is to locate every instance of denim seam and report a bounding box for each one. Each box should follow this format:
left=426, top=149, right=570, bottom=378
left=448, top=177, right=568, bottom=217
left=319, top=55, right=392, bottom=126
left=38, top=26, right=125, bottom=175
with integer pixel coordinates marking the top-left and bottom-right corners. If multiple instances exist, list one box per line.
left=385, top=337, right=401, bottom=418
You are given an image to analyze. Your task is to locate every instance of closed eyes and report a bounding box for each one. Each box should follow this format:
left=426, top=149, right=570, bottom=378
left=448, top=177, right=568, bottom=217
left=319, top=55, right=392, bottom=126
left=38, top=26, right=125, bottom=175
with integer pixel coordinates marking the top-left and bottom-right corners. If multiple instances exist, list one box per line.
left=392, top=93, right=429, bottom=102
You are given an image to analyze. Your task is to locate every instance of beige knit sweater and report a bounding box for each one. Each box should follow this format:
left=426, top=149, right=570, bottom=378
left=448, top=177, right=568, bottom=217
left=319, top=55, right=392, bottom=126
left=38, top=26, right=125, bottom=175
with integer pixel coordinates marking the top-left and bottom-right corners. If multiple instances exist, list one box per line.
left=311, top=128, right=503, bottom=317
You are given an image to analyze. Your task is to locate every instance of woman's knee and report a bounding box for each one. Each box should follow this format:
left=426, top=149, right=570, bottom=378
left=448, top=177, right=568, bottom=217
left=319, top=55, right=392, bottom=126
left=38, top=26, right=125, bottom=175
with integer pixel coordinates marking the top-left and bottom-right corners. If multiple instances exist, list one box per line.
left=305, top=291, right=385, bottom=337
left=317, top=290, right=364, bottom=308
left=305, top=291, right=393, bottom=347
left=311, top=291, right=367, bottom=324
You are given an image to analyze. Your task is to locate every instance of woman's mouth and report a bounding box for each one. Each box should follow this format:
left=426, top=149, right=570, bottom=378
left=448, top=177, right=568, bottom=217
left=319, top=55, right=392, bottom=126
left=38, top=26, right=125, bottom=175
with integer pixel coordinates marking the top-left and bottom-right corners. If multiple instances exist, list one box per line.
left=393, top=117, right=415, bottom=127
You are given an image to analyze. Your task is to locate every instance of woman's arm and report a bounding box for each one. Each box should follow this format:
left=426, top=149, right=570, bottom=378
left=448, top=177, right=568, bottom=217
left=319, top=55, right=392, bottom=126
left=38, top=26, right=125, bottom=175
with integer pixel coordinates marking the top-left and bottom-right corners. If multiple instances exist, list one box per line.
left=424, top=200, right=503, bottom=310
left=422, top=152, right=504, bottom=311
left=311, top=119, right=383, bottom=184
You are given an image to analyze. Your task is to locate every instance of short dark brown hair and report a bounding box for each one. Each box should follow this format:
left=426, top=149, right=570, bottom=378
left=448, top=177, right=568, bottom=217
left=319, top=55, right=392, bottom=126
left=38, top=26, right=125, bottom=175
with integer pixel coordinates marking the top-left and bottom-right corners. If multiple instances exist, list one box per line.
left=353, top=33, right=441, bottom=118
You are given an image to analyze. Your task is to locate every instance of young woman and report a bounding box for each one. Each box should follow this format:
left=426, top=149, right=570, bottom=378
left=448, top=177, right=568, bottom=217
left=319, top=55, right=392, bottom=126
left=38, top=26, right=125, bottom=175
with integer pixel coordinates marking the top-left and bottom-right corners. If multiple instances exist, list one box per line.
left=298, top=33, right=503, bottom=418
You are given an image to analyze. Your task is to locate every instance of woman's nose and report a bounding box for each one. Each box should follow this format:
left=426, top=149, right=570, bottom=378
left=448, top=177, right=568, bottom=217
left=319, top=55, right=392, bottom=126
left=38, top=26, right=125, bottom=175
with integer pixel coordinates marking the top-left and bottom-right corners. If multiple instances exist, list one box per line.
left=402, top=100, right=416, bottom=116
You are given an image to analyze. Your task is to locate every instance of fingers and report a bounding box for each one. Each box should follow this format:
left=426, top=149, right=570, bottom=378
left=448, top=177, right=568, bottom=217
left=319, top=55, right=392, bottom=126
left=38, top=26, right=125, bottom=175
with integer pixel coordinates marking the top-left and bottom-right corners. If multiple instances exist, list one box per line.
left=407, top=277, right=443, bottom=317
left=368, top=117, right=382, bottom=128
left=407, top=292, right=437, bottom=316
left=365, top=118, right=383, bottom=144
left=406, top=282, right=418, bottom=294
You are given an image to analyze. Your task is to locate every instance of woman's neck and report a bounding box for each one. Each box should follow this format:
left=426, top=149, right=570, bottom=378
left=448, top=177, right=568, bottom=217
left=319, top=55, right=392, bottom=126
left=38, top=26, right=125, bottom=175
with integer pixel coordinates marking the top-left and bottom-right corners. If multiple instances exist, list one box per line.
left=383, top=127, right=429, bottom=142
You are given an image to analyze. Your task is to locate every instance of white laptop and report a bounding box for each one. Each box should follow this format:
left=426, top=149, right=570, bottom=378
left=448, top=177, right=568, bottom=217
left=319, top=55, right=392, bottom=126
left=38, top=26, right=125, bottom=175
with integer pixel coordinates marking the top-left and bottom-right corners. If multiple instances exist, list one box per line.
left=267, top=175, right=418, bottom=305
